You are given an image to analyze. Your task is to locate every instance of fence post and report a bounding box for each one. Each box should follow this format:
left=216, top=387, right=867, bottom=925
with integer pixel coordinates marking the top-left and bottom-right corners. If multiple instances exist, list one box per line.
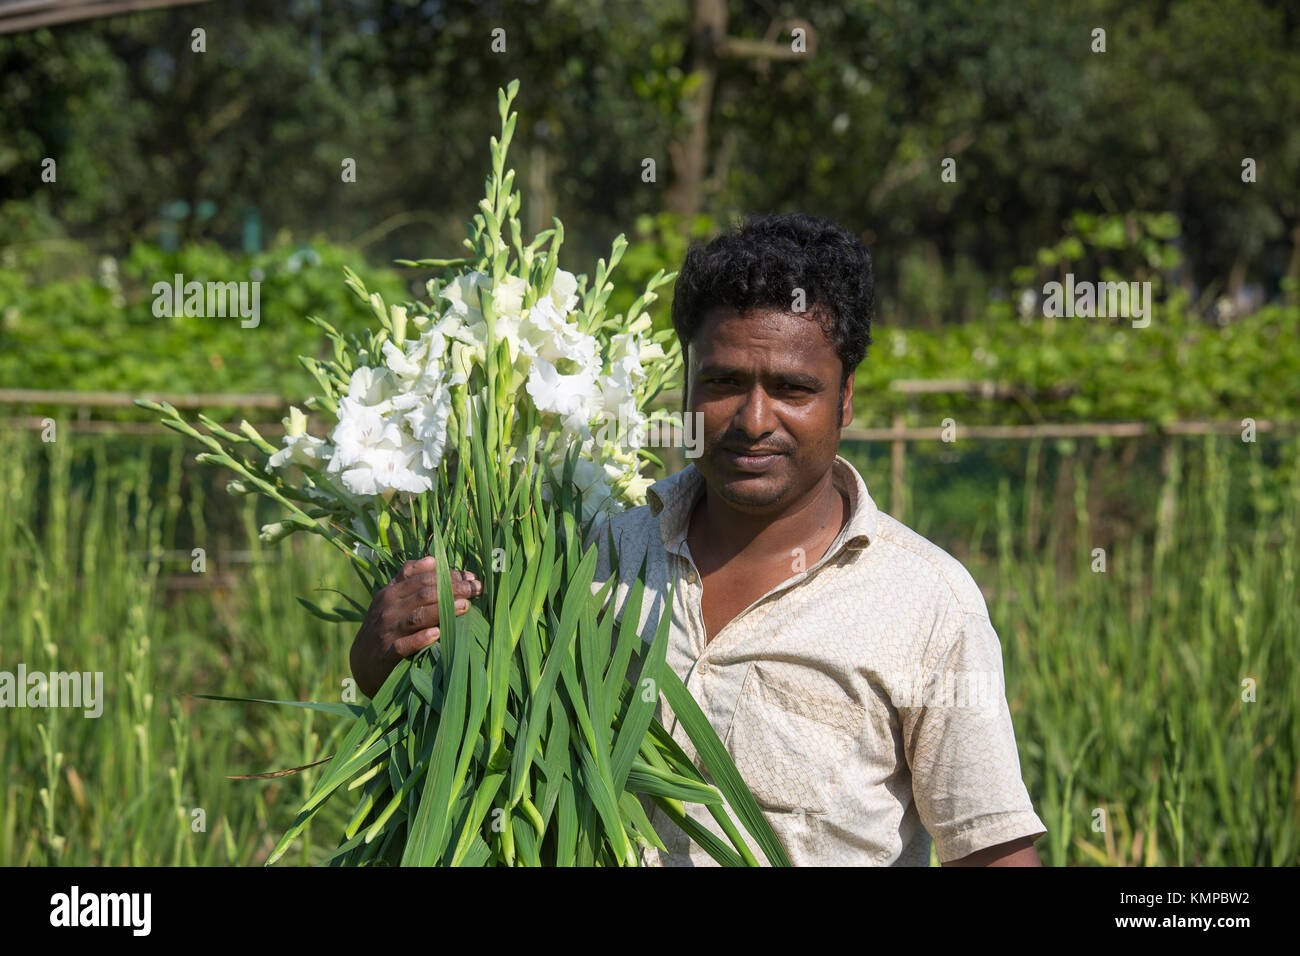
left=890, top=412, right=906, bottom=521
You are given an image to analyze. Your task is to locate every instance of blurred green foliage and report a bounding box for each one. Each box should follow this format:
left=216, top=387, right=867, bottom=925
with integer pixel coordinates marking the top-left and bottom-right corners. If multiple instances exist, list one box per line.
left=608, top=210, right=718, bottom=334
left=0, top=231, right=408, bottom=401
left=3, top=207, right=1295, bottom=430
left=863, top=210, right=1299, bottom=424
left=2, top=0, right=1297, bottom=326
left=853, top=299, right=1300, bottom=425
left=606, top=207, right=1300, bottom=426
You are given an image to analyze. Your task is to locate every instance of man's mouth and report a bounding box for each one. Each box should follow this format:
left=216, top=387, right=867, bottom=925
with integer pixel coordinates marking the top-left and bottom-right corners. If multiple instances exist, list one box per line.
left=721, top=447, right=787, bottom=472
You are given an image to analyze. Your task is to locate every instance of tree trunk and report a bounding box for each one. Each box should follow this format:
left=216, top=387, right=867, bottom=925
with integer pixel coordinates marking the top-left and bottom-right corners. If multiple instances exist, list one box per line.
left=666, top=0, right=726, bottom=224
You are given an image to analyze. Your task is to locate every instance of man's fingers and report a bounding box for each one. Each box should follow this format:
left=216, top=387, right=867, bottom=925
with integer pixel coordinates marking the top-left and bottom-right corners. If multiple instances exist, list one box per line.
left=392, top=570, right=482, bottom=601
left=394, top=556, right=437, bottom=583
left=392, top=626, right=440, bottom=658
left=395, top=597, right=470, bottom=635
left=399, top=560, right=475, bottom=583
left=391, top=567, right=479, bottom=597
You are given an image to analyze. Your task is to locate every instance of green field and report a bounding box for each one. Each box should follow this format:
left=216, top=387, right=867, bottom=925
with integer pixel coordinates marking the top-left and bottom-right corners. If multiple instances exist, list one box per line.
left=2, top=429, right=1296, bottom=865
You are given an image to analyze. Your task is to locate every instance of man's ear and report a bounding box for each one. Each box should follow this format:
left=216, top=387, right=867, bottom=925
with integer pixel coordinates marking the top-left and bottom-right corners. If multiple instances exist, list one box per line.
left=839, top=373, right=854, bottom=428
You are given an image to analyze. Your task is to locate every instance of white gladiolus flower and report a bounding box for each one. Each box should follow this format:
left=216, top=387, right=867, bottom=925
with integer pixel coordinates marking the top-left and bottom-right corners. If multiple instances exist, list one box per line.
left=382, top=339, right=425, bottom=380
left=442, top=271, right=528, bottom=364
left=269, top=431, right=330, bottom=469
left=335, top=436, right=432, bottom=498
left=493, top=273, right=528, bottom=319
left=328, top=397, right=404, bottom=470
left=520, top=295, right=605, bottom=436
left=382, top=323, right=465, bottom=474
left=600, top=344, right=640, bottom=408
left=525, top=356, right=602, bottom=435
left=429, top=307, right=481, bottom=350
left=323, top=343, right=464, bottom=500
left=449, top=337, right=483, bottom=379
left=570, top=455, right=605, bottom=494
left=403, top=385, right=456, bottom=471
left=242, top=219, right=677, bottom=525
left=519, top=295, right=563, bottom=349
left=607, top=330, right=647, bottom=374
left=594, top=331, right=656, bottom=449
left=579, top=483, right=613, bottom=522
left=547, top=269, right=580, bottom=314
left=520, top=297, right=599, bottom=367
left=385, top=325, right=464, bottom=396
left=540, top=449, right=615, bottom=522
left=616, top=403, right=650, bottom=450
left=440, top=271, right=490, bottom=322
left=345, top=365, right=398, bottom=414
left=268, top=406, right=332, bottom=469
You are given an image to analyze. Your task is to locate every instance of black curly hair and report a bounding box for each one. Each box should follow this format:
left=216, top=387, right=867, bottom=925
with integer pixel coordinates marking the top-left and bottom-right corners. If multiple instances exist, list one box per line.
left=669, top=213, right=873, bottom=393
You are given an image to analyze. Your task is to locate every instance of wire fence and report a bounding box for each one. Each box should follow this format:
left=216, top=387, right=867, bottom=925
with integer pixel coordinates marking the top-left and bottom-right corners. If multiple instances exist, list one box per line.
left=4, top=383, right=1296, bottom=526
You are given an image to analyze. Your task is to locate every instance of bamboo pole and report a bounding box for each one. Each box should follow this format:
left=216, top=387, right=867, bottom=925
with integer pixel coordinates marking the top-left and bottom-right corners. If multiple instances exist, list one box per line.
left=890, top=412, right=906, bottom=520
left=0, top=387, right=1293, bottom=441
left=0, top=389, right=283, bottom=408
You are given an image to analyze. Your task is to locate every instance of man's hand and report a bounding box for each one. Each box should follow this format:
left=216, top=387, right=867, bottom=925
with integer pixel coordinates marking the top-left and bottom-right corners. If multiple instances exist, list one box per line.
left=941, top=835, right=1043, bottom=867
left=349, top=556, right=482, bottom=699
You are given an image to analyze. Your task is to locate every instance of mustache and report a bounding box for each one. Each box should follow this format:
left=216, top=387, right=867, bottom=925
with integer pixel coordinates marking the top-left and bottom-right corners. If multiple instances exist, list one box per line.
left=715, top=438, right=793, bottom=455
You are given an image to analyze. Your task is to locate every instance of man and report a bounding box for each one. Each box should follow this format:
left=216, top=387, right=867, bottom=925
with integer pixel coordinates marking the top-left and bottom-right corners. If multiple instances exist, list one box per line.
left=350, top=213, right=1047, bottom=866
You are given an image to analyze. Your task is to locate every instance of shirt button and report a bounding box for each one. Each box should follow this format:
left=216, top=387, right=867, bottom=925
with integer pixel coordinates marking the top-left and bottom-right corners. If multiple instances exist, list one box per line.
left=687, top=567, right=699, bottom=584
left=699, top=662, right=709, bottom=674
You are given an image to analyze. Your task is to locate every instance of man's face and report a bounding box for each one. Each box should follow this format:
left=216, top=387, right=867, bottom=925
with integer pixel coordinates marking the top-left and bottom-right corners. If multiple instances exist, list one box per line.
left=686, top=305, right=853, bottom=512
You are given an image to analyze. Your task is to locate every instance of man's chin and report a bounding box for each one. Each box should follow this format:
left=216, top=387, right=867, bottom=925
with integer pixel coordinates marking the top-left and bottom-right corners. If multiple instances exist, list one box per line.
left=708, top=471, right=793, bottom=510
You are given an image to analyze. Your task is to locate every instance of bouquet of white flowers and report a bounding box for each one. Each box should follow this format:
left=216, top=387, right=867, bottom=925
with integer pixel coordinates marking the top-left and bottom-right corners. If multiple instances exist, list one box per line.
left=140, top=80, right=787, bottom=866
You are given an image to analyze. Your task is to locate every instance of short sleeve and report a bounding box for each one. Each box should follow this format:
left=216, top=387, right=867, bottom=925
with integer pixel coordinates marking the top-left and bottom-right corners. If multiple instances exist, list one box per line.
left=900, top=599, right=1047, bottom=863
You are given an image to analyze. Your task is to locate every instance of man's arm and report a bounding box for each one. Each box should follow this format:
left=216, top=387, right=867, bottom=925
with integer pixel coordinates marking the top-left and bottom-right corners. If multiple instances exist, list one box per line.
left=901, top=592, right=1049, bottom=865
left=941, top=835, right=1043, bottom=867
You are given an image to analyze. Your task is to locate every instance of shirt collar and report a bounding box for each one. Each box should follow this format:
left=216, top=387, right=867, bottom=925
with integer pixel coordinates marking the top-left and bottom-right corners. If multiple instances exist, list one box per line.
left=646, top=453, right=879, bottom=558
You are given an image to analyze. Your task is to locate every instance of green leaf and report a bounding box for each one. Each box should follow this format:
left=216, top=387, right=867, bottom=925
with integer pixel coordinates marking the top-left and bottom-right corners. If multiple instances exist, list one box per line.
left=449, top=770, right=507, bottom=865
left=190, top=693, right=365, bottom=720
left=609, top=566, right=671, bottom=793
left=401, top=525, right=473, bottom=863
left=508, top=545, right=597, bottom=806
left=659, top=664, right=792, bottom=867
left=575, top=740, right=634, bottom=865
left=625, top=760, right=723, bottom=804
left=649, top=796, right=745, bottom=867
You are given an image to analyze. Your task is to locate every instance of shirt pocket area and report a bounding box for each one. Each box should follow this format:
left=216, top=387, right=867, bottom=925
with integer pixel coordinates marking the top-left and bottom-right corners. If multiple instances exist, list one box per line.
left=725, top=662, right=866, bottom=815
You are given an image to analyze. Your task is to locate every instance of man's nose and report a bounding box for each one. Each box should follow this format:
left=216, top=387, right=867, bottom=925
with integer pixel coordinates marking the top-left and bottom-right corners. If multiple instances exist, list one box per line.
left=735, top=384, right=777, bottom=438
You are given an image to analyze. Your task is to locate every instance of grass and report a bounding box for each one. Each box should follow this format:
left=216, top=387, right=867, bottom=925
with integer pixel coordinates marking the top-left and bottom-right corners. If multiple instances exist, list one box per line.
left=3, top=429, right=1297, bottom=865
left=843, top=432, right=1300, bottom=866
left=0, top=433, right=357, bottom=865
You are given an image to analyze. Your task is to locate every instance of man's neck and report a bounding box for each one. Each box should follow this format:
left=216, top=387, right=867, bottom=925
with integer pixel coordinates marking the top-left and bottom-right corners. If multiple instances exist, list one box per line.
left=688, top=462, right=847, bottom=569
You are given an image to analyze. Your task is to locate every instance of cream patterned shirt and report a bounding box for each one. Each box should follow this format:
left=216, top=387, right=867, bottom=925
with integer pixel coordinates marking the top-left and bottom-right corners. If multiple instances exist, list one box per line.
left=587, top=454, right=1046, bottom=866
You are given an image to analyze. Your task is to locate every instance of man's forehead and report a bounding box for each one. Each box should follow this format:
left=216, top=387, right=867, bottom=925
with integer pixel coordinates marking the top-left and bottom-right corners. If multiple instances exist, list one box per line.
left=699, top=303, right=824, bottom=328
left=691, top=305, right=836, bottom=363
